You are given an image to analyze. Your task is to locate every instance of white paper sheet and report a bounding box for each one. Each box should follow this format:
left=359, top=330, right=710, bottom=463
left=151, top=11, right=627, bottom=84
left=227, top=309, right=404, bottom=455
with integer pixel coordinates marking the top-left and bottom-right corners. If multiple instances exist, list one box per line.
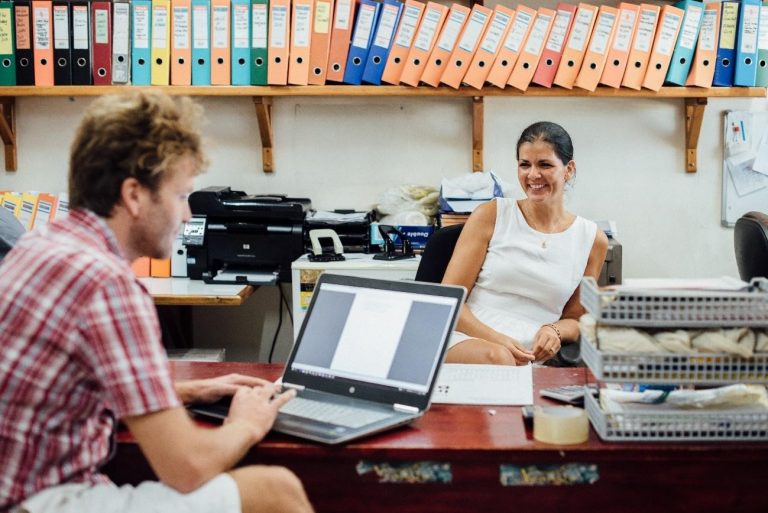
left=432, top=363, right=533, bottom=405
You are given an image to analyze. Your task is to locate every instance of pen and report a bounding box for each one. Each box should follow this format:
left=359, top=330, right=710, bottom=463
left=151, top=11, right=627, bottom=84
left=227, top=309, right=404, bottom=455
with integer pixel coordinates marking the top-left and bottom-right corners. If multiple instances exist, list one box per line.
left=740, top=120, right=746, bottom=142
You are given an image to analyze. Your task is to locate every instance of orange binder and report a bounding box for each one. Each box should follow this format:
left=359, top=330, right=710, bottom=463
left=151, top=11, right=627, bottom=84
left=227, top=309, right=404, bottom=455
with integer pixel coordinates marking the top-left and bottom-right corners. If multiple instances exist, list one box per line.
left=599, top=2, right=641, bottom=88
left=553, top=3, right=598, bottom=89
left=171, top=0, right=192, bottom=85
left=268, top=0, right=291, bottom=84
left=399, top=1, right=448, bottom=87
left=150, top=258, right=171, bottom=277
left=685, top=1, right=720, bottom=87
left=420, top=3, right=470, bottom=87
left=641, top=4, right=684, bottom=91
left=32, top=0, right=54, bottom=85
left=440, top=3, right=492, bottom=89
left=507, top=7, right=555, bottom=90
left=380, top=0, right=424, bottom=85
left=463, top=4, right=515, bottom=90
left=621, top=4, right=661, bottom=90
left=307, top=0, right=335, bottom=84
left=288, top=0, right=314, bottom=84
left=574, top=5, right=619, bottom=92
left=210, top=0, right=231, bottom=84
left=326, top=0, right=356, bottom=82
left=131, top=257, right=151, bottom=277
left=531, top=3, right=577, bottom=88
left=485, top=5, right=536, bottom=89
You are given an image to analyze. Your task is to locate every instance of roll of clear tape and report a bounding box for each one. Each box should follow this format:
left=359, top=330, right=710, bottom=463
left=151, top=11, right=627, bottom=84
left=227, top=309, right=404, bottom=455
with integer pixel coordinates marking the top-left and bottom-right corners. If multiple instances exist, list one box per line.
left=533, top=406, right=589, bottom=445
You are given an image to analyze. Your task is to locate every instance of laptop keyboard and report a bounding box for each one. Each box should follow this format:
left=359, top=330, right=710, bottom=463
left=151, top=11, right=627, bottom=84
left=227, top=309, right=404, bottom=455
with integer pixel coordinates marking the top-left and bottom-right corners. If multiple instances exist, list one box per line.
left=279, top=397, right=392, bottom=429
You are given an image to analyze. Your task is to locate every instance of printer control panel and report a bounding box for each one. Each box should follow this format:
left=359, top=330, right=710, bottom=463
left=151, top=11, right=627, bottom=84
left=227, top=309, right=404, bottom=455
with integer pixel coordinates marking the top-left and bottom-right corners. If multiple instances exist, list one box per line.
left=183, top=217, right=207, bottom=246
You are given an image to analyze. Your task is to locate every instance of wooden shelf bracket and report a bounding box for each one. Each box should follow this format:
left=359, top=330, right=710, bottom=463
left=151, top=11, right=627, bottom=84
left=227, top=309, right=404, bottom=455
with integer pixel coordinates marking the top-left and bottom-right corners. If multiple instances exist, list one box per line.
left=253, top=96, right=274, bottom=173
left=472, top=96, right=484, bottom=172
left=685, top=97, right=707, bottom=174
left=0, top=97, right=17, bottom=171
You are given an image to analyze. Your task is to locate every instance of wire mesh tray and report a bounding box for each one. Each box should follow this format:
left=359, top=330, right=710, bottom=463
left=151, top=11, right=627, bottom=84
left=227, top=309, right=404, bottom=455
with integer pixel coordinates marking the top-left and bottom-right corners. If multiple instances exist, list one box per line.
left=581, top=331, right=768, bottom=384
left=585, top=392, right=768, bottom=442
left=580, top=277, right=768, bottom=327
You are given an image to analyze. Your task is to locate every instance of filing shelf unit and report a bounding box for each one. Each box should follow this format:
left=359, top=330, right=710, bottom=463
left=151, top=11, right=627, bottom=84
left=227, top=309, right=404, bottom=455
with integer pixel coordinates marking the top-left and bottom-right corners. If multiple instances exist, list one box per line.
left=0, top=85, right=765, bottom=173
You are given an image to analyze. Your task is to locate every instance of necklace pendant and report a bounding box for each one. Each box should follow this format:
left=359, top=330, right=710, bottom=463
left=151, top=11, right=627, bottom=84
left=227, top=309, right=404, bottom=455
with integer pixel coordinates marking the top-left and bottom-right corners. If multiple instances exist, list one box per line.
left=542, top=240, right=547, bottom=249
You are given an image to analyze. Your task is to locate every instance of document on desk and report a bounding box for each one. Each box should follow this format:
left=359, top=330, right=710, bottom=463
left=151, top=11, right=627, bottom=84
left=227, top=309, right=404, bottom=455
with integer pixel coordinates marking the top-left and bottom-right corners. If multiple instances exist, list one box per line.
left=432, top=364, right=533, bottom=405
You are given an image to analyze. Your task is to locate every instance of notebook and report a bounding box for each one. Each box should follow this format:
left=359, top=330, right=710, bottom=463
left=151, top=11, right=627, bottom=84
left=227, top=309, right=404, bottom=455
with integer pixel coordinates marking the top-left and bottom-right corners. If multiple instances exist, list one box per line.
left=190, top=274, right=465, bottom=444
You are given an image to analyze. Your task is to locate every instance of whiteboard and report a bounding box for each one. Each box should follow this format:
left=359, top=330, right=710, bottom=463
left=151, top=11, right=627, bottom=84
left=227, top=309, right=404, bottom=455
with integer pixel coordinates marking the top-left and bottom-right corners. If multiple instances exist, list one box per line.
left=722, top=110, right=768, bottom=227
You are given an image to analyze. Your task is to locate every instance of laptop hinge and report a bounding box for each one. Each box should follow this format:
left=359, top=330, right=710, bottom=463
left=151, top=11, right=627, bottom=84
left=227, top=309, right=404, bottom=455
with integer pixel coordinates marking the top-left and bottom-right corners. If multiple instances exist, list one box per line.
left=393, top=403, right=419, bottom=414
left=282, top=382, right=306, bottom=391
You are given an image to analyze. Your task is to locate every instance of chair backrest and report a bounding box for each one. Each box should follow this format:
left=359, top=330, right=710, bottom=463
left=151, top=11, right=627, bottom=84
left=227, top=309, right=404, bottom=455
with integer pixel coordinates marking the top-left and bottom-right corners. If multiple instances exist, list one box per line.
left=415, top=224, right=464, bottom=283
left=734, top=211, right=768, bottom=281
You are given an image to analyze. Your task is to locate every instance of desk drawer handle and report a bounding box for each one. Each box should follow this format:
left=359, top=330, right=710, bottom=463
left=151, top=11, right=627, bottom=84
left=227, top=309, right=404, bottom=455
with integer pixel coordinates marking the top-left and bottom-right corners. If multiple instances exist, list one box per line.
left=500, top=463, right=599, bottom=486
left=356, top=461, right=452, bottom=484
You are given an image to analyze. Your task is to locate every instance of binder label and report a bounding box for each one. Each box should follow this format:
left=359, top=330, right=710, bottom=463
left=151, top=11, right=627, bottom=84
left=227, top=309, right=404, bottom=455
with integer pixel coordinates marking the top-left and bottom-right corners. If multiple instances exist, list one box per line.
left=544, top=9, right=572, bottom=53
left=634, top=8, right=658, bottom=52
left=759, top=7, right=768, bottom=50
left=698, top=9, right=717, bottom=52
left=373, top=4, right=399, bottom=49
left=15, top=6, right=31, bottom=50
left=294, top=4, right=312, bottom=48
left=271, top=6, right=287, bottom=49
left=503, top=10, right=533, bottom=53
left=152, top=6, right=169, bottom=50
left=458, top=9, right=488, bottom=53
left=173, top=7, right=190, bottom=50
left=612, top=8, right=637, bottom=52
left=193, top=5, right=209, bottom=49
left=212, top=6, right=228, bottom=49
left=252, top=4, right=267, bottom=47
left=588, top=11, right=616, bottom=55
left=741, top=4, right=760, bottom=54
left=53, top=5, right=68, bottom=49
left=720, top=3, right=738, bottom=50
left=134, top=5, right=150, bottom=50
left=566, top=8, right=595, bottom=52
left=413, top=7, right=441, bottom=52
left=394, top=5, right=421, bottom=49
left=33, top=7, right=51, bottom=50
left=314, top=1, right=332, bottom=35
left=656, top=13, right=681, bottom=56
left=72, top=5, right=88, bottom=50
left=113, top=3, right=130, bottom=54
left=351, top=4, right=376, bottom=49
left=0, top=10, right=10, bottom=56
left=678, top=6, right=703, bottom=50
left=480, top=10, right=511, bottom=54
left=437, top=9, right=468, bottom=52
left=233, top=4, right=248, bottom=49
left=95, top=9, right=109, bottom=45
left=523, top=13, right=551, bottom=55
left=334, top=0, right=352, bottom=30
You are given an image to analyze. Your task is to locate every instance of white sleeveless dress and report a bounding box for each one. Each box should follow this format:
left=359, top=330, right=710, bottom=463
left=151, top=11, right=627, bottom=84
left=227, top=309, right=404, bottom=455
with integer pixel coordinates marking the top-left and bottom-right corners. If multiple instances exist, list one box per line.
left=449, top=198, right=597, bottom=349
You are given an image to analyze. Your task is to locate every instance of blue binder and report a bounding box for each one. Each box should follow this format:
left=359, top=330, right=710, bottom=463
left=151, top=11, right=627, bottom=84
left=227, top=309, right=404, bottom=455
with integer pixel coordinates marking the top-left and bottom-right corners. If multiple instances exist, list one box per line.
left=231, top=0, right=251, bottom=84
left=343, top=0, right=382, bottom=85
left=665, top=0, right=705, bottom=85
left=131, top=0, right=152, bottom=85
left=361, top=0, right=403, bottom=84
left=734, top=0, right=762, bottom=86
left=714, top=0, right=740, bottom=86
left=192, top=0, right=211, bottom=85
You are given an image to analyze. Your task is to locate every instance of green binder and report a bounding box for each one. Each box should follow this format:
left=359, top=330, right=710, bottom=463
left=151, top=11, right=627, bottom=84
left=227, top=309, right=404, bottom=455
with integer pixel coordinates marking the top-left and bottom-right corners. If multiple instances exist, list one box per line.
left=757, top=1, right=768, bottom=86
left=0, top=0, right=16, bottom=85
left=250, top=0, right=269, bottom=85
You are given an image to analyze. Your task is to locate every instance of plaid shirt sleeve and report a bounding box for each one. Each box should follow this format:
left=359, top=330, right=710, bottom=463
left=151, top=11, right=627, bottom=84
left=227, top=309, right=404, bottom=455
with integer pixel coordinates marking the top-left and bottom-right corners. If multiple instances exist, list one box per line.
left=77, top=273, right=181, bottom=419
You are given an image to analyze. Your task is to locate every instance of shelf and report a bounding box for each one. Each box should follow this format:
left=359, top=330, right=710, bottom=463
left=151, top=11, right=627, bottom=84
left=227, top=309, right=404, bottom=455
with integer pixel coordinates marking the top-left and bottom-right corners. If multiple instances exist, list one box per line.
left=2, top=85, right=765, bottom=173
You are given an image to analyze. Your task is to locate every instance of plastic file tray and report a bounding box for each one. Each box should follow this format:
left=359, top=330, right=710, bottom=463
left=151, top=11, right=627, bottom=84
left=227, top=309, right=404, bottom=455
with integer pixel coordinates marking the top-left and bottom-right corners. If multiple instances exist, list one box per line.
left=585, top=392, right=768, bottom=442
left=581, top=331, right=768, bottom=384
left=579, top=277, right=768, bottom=328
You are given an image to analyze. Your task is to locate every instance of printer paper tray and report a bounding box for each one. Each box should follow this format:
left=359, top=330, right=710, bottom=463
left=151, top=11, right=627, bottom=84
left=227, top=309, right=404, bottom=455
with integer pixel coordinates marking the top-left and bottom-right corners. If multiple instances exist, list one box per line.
left=204, top=269, right=279, bottom=286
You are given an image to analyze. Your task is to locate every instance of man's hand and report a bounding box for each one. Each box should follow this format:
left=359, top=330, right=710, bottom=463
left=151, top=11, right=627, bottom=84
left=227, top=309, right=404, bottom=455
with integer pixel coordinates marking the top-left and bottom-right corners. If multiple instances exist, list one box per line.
left=175, top=373, right=273, bottom=404
left=532, top=325, right=561, bottom=363
left=226, top=384, right=297, bottom=443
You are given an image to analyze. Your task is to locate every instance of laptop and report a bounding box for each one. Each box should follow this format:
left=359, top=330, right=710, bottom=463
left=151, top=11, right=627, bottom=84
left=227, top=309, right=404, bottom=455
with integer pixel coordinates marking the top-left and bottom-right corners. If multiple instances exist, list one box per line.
left=190, top=273, right=465, bottom=444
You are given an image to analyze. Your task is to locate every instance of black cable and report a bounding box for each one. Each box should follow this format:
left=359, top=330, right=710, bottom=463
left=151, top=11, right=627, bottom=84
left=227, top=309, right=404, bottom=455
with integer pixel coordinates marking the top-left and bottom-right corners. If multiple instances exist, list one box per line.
left=268, top=284, right=285, bottom=364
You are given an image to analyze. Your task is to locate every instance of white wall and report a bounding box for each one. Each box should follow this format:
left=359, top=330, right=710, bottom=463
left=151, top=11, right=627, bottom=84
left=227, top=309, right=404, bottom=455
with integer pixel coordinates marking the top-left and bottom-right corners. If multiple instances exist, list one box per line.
left=2, top=66, right=767, bottom=361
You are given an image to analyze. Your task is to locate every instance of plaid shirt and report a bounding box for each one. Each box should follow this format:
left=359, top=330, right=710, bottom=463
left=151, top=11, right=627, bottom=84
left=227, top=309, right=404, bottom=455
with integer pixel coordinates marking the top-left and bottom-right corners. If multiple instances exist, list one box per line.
left=0, top=209, right=180, bottom=510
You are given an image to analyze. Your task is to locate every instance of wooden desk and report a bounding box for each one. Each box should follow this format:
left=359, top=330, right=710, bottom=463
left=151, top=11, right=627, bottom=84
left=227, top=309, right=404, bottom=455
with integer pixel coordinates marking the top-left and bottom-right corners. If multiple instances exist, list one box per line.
left=139, top=277, right=254, bottom=306
left=104, top=362, right=768, bottom=513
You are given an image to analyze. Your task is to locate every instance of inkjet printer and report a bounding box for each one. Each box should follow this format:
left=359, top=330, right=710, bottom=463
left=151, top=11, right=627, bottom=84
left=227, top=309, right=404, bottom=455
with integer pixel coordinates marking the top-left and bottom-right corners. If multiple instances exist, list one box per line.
left=185, top=186, right=311, bottom=284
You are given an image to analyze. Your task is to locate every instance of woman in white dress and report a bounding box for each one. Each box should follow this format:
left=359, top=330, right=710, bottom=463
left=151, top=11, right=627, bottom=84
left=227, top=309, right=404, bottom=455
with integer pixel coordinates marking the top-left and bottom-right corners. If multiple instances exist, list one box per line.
left=443, top=122, right=608, bottom=365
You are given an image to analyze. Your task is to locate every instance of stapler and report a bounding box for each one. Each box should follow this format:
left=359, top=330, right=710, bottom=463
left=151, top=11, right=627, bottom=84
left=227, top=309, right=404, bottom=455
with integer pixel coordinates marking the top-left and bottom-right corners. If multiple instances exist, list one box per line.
left=308, top=229, right=346, bottom=262
left=373, top=225, right=416, bottom=261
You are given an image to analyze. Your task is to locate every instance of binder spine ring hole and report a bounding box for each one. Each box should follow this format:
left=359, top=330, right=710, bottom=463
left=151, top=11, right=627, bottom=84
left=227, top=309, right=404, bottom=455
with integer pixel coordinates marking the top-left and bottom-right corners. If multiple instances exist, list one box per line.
left=275, top=57, right=282, bottom=64
left=546, top=59, right=553, bottom=65
left=77, top=58, right=87, bottom=67
left=613, top=59, right=619, bottom=66
left=394, top=57, right=401, bottom=64
left=313, top=67, right=321, bottom=75
left=761, top=60, right=767, bottom=68
left=297, top=57, right=303, bottom=64
left=40, top=59, right=48, bottom=66
left=745, top=58, right=753, bottom=65
left=217, top=58, right=224, bottom=64
left=20, top=58, right=29, bottom=67
left=353, top=57, right=361, bottom=65
left=722, top=58, right=730, bottom=67
left=455, top=59, right=462, bottom=67
left=413, top=59, right=420, bottom=65
left=117, top=56, right=125, bottom=63
left=590, top=63, right=596, bottom=70
left=256, top=58, right=264, bottom=66
left=238, top=58, right=245, bottom=65
left=332, top=63, right=340, bottom=70
left=567, top=60, right=574, bottom=67
left=1, top=59, right=9, bottom=68
left=57, top=58, right=67, bottom=67
left=501, top=59, right=508, bottom=66
left=522, top=62, right=529, bottom=69
left=435, top=58, right=442, bottom=66
left=98, top=68, right=107, bottom=77
left=156, top=58, right=163, bottom=65
left=679, top=58, right=686, bottom=64
left=179, top=58, right=185, bottom=64
left=655, top=63, right=661, bottom=70
left=703, top=59, right=710, bottom=66
left=138, top=58, right=146, bottom=65
left=478, top=61, right=485, bottom=68
left=373, top=56, right=381, bottom=64
left=634, top=61, right=641, bottom=68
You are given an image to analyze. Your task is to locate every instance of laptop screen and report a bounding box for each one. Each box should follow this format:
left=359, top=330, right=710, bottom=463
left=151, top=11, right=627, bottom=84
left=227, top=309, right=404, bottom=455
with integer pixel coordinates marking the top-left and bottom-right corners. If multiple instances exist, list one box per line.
left=289, top=279, right=461, bottom=395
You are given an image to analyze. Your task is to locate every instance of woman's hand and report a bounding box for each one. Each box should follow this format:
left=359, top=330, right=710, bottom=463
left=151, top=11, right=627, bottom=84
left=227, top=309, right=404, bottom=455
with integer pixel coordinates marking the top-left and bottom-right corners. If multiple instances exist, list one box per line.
left=532, top=325, right=562, bottom=362
left=497, top=335, right=535, bottom=365
left=174, top=373, right=274, bottom=404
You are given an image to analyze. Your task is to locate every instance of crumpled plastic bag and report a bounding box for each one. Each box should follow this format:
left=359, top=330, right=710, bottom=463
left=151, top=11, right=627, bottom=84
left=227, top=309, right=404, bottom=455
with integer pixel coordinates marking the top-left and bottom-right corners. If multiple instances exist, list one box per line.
left=439, top=171, right=505, bottom=213
left=375, top=184, right=439, bottom=219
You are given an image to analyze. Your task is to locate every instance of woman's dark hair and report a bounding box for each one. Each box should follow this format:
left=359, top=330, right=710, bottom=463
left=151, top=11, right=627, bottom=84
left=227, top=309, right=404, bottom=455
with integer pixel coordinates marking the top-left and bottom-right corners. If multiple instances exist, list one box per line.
left=516, top=121, right=573, bottom=164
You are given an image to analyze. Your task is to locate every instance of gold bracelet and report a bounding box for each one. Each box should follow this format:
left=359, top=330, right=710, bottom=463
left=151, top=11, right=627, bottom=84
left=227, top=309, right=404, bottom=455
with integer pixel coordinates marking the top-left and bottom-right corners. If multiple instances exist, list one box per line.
left=544, top=323, right=561, bottom=341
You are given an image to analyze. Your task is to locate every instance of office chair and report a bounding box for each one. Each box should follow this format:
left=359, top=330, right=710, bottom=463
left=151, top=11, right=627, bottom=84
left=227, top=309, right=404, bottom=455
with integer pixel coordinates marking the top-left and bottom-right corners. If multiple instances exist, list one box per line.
left=0, top=208, right=24, bottom=262
left=415, top=223, right=581, bottom=367
left=734, top=211, right=768, bottom=281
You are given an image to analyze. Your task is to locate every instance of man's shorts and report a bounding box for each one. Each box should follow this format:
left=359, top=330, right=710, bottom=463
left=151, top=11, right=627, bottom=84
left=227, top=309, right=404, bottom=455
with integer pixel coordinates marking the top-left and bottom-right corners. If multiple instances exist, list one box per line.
left=13, top=474, right=240, bottom=513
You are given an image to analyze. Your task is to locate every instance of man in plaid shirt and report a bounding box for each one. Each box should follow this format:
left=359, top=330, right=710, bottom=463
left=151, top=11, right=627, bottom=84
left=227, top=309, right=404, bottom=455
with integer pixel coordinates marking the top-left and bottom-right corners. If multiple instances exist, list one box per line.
left=0, top=92, right=312, bottom=513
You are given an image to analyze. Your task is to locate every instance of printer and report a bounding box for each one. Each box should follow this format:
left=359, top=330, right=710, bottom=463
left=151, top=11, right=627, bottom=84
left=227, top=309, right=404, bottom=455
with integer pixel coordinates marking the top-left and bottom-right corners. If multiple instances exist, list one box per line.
left=185, top=186, right=311, bottom=284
